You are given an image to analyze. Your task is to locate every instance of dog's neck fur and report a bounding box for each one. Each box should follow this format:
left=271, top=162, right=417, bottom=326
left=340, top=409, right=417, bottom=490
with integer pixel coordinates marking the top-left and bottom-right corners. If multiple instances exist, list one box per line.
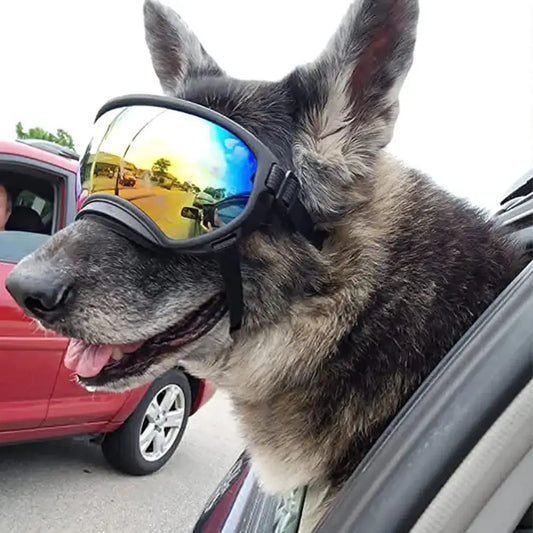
left=183, top=150, right=522, bottom=501
left=183, top=153, right=420, bottom=492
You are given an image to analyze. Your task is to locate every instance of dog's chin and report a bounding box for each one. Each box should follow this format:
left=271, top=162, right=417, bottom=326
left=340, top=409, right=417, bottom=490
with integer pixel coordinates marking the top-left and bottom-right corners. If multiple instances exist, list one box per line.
left=73, top=293, right=228, bottom=391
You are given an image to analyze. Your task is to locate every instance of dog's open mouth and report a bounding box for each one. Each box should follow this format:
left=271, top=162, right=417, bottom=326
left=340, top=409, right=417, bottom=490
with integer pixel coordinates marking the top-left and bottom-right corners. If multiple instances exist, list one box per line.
left=64, top=294, right=227, bottom=386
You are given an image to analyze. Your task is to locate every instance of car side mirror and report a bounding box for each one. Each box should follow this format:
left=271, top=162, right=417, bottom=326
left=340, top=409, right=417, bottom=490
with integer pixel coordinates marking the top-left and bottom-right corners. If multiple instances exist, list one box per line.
left=181, top=206, right=201, bottom=221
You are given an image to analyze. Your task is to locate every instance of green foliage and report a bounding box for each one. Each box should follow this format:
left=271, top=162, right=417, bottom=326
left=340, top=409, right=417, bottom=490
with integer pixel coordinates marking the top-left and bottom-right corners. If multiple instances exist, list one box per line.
left=15, top=122, right=76, bottom=150
left=203, top=187, right=226, bottom=200
left=152, top=157, right=172, bottom=175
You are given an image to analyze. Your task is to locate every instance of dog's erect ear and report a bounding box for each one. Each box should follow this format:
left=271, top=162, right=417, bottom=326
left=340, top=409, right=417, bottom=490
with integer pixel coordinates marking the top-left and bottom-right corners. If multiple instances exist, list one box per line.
left=143, top=0, right=223, bottom=95
left=289, top=0, right=419, bottom=221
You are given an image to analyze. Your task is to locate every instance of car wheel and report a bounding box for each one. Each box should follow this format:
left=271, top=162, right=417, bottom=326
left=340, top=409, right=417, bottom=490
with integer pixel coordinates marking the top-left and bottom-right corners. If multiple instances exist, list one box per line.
left=101, top=368, right=191, bottom=475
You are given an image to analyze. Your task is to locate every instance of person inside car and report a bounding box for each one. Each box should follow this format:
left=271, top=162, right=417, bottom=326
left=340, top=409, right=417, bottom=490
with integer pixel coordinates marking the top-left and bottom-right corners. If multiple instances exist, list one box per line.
left=0, top=184, right=12, bottom=231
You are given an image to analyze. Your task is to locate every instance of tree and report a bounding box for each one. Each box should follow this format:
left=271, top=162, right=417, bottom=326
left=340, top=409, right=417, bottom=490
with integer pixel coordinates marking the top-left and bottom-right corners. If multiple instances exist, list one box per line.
left=15, top=122, right=76, bottom=150
left=203, top=186, right=226, bottom=200
left=151, top=157, right=171, bottom=175
left=213, top=187, right=226, bottom=200
left=55, top=128, right=75, bottom=149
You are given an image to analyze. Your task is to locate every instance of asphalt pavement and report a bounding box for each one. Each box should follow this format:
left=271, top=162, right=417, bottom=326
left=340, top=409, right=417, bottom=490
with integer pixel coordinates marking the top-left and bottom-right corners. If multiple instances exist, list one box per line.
left=0, top=391, right=244, bottom=533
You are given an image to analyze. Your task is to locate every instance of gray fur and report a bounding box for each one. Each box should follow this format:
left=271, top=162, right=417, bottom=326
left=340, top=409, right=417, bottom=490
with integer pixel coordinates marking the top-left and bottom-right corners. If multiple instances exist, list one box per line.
left=290, top=0, right=418, bottom=222
left=5, top=0, right=525, bottom=530
left=144, top=0, right=223, bottom=95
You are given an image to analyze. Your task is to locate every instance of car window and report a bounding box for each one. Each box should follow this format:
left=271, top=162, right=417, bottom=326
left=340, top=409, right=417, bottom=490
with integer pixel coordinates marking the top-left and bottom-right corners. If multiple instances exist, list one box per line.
left=16, top=189, right=53, bottom=218
left=0, top=231, right=50, bottom=264
left=11, top=188, right=54, bottom=234
left=1, top=167, right=58, bottom=235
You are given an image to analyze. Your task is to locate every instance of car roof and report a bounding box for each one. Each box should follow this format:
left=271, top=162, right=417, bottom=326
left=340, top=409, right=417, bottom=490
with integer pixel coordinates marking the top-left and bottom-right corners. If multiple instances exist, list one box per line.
left=17, top=139, right=80, bottom=161
left=0, top=140, right=79, bottom=173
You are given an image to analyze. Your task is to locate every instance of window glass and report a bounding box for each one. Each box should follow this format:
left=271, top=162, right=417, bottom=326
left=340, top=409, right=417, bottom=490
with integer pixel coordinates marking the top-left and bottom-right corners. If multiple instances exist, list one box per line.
left=0, top=232, right=50, bottom=263
left=5, top=185, right=55, bottom=235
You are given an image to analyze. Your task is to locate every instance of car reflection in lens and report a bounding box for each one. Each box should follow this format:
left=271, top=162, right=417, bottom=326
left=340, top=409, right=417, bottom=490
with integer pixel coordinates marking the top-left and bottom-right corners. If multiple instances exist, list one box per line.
left=181, top=194, right=249, bottom=234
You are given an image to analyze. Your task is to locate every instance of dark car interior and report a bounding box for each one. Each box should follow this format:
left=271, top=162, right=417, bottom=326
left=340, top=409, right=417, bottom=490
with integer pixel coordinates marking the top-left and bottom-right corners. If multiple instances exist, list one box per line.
left=0, top=169, right=57, bottom=235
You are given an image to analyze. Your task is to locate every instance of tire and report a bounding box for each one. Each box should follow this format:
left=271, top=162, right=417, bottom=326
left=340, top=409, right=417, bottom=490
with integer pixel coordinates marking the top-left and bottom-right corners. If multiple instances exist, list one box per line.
left=101, top=368, right=191, bottom=475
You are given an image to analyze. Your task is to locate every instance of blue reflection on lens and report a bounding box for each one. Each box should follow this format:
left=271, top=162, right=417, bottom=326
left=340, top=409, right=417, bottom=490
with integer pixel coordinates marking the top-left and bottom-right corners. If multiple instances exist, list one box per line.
left=212, top=194, right=250, bottom=227
left=211, top=124, right=256, bottom=205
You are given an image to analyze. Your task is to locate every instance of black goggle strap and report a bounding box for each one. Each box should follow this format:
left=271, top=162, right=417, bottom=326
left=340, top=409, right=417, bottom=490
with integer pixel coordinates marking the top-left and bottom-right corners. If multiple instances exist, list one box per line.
left=266, top=166, right=326, bottom=249
left=213, top=237, right=243, bottom=332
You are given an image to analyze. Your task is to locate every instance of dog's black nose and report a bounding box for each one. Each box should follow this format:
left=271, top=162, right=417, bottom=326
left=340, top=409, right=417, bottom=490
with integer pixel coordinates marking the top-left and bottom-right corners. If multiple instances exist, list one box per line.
left=5, top=268, right=72, bottom=319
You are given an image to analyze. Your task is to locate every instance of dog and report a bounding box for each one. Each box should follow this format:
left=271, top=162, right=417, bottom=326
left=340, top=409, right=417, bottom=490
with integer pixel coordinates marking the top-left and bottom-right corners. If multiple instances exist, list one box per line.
left=6, top=0, right=525, bottom=529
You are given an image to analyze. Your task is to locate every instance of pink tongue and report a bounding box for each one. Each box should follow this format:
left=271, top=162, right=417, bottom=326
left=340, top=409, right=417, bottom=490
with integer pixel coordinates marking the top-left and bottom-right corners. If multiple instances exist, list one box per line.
left=64, top=339, right=144, bottom=378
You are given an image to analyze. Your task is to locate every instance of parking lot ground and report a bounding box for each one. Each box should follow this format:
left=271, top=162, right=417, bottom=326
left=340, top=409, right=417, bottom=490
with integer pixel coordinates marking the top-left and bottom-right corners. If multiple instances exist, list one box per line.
left=0, top=391, right=244, bottom=533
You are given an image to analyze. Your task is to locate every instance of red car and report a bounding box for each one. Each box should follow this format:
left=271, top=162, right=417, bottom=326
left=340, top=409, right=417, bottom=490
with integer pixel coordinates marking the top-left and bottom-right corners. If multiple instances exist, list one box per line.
left=0, top=140, right=214, bottom=475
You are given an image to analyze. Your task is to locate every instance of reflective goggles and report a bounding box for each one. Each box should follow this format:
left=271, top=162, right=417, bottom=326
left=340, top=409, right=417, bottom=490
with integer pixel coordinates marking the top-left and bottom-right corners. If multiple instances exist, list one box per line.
left=76, top=95, right=316, bottom=252
left=76, top=95, right=320, bottom=330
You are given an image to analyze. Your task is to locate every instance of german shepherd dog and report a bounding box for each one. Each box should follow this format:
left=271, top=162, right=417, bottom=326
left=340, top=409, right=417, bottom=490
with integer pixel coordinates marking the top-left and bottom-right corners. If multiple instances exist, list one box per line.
left=6, top=0, right=525, bottom=529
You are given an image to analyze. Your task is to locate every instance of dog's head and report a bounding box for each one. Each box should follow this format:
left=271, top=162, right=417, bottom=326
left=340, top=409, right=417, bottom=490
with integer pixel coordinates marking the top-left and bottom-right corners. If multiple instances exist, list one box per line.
left=5, top=0, right=418, bottom=391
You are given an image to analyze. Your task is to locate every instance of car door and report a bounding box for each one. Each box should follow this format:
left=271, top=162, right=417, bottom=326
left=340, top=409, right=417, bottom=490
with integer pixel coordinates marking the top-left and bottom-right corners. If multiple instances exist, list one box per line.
left=0, top=234, right=68, bottom=432
left=0, top=145, right=129, bottom=436
left=44, top=362, right=131, bottom=427
left=1, top=249, right=129, bottom=432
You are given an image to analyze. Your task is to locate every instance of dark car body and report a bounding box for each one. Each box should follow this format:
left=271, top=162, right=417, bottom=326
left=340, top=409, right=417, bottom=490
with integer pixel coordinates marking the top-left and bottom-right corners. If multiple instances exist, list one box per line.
left=194, top=170, right=533, bottom=533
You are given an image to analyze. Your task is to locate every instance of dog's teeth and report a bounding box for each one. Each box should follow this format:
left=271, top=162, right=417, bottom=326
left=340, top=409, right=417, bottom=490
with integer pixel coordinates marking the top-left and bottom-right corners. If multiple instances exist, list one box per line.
left=111, top=348, right=124, bottom=361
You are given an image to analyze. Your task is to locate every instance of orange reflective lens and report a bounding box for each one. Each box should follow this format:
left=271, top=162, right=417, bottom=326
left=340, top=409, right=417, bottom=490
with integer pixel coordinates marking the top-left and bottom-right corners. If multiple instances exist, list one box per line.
left=79, top=106, right=257, bottom=240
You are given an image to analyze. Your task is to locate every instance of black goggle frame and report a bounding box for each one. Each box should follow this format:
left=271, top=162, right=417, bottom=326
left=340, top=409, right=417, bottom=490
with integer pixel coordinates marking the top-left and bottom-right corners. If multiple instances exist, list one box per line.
left=77, top=95, right=320, bottom=331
